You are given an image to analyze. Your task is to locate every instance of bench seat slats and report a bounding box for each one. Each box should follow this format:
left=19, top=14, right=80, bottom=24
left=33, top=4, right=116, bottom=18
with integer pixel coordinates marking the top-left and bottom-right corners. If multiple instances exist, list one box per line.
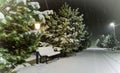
left=45, top=52, right=60, bottom=57
left=36, top=46, right=60, bottom=64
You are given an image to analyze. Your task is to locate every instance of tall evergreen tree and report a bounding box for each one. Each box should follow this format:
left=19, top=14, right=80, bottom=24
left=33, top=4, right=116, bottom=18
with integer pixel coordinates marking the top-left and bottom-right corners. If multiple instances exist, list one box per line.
left=58, top=3, right=91, bottom=51
left=42, top=3, right=90, bottom=55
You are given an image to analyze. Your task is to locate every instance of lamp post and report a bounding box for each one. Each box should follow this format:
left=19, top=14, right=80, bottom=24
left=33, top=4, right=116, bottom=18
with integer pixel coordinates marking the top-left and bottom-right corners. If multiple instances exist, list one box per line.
left=110, top=22, right=116, bottom=40
left=34, top=22, right=40, bottom=64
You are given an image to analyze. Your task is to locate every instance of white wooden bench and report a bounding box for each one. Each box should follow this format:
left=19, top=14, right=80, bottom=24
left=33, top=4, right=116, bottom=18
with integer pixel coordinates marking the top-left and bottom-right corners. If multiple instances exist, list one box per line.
left=36, top=46, right=60, bottom=64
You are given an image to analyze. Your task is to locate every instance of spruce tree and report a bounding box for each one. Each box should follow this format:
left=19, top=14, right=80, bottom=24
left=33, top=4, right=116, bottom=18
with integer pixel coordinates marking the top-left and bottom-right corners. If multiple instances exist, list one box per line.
left=96, top=35, right=105, bottom=48
left=42, top=3, right=90, bottom=55
left=96, top=34, right=116, bottom=49
left=58, top=3, right=91, bottom=51
left=105, top=35, right=116, bottom=50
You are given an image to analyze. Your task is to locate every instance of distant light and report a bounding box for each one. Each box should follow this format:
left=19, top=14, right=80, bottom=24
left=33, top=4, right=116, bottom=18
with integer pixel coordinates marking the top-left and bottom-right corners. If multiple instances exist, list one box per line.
left=34, top=23, right=41, bottom=30
left=110, top=22, right=115, bottom=27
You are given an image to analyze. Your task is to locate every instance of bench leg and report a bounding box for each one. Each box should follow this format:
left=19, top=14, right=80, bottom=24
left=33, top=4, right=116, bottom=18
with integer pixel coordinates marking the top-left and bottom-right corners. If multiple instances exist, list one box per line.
left=36, top=52, right=39, bottom=64
left=45, top=56, right=48, bottom=64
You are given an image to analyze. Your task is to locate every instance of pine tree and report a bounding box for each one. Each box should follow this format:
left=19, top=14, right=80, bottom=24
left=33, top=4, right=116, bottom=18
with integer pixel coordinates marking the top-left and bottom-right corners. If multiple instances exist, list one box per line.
left=0, top=0, right=53, bottom=68
left=59, top=3, right=91, bottom=50
left=105, top=35, right=116, bottom=50
left=42, top=3, right=90, bottom=56
left=96, top=34, right=116, bottom=49
left=96, top=35, right=105, bottom=48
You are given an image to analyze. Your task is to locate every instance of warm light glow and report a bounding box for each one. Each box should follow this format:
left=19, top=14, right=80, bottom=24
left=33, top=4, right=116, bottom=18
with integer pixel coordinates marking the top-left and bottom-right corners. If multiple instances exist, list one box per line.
left=34, top=23, right=40, bottom=30
left=110, top=22, right=115, bottom=27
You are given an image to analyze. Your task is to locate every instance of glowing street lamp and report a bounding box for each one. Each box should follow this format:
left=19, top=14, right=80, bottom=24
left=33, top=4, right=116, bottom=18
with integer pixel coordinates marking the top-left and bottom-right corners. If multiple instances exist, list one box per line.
left=110, top=22, right=115, bottom=27
left=34, top=22, right=41, bottom=33
left=34, top=23, right=41, bottom=30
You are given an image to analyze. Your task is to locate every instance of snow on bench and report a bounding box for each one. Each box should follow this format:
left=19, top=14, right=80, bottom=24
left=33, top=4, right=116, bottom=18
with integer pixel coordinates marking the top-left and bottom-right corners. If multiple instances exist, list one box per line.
left=36, top=46, right=60, bottom=64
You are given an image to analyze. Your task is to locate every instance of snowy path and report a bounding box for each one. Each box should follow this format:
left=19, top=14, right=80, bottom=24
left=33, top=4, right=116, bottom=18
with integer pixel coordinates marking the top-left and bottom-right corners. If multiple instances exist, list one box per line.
left=17, top=48, right=120, bottom=73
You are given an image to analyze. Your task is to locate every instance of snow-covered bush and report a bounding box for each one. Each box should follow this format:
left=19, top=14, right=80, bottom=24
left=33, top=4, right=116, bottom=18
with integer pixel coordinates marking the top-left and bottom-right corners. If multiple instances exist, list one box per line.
left=96, top=34, right=117, bottom=50
left=96, top=35, right=105, bottom=48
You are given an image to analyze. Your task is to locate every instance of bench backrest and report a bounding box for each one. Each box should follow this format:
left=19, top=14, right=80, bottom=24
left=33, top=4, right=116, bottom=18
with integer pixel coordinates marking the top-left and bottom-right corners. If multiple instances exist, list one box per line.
left=37, top=46, right=54, bottom=55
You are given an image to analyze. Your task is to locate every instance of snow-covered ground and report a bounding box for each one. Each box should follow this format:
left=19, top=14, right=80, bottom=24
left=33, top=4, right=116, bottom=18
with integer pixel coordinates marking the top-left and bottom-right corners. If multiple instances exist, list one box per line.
left=17, top=48, right=120, bottom=73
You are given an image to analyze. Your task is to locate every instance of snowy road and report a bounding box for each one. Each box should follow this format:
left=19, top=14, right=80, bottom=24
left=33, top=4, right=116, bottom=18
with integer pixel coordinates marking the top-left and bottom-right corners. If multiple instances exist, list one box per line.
left=17, top=48, right=120, bottom=73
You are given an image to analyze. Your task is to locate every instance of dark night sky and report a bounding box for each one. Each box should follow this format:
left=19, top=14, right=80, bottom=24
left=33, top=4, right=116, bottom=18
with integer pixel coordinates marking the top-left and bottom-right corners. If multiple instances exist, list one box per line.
left=33, top=0, right=120, bottom=40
